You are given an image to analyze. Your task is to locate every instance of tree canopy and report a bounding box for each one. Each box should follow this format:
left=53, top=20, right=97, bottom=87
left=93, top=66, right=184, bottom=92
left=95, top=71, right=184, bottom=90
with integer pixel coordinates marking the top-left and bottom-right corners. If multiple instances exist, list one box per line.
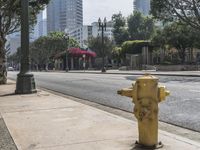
left=128, top=11, right=155, bottom=40
left=29, top=32, right=79, bottom=68
left=112, top=11, right=155, bottom=46
left=0, top=0, right=49, bottom=58
left=151, top=0, right=200, bottom=30
left=112, top=13, right=129, bottom=46
left=88, top=36, right=114, bottom=58
left=152, top=22, right=200, bottom=63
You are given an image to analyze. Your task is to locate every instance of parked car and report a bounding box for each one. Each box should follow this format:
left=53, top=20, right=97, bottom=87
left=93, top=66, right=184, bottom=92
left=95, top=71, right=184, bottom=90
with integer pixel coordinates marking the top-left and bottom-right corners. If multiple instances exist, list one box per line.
left=8, top=67, right=14, bottom=71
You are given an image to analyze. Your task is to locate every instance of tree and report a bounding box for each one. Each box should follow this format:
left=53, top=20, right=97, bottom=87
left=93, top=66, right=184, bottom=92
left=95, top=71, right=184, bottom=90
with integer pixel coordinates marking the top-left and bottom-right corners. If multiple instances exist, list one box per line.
left=152, top=22, right=200, bottom=64
left=29, top=32, right=79, bottom=70
left=7, top=52, right=20, bottom=66
left=0, top=0, right=50, bottom=55
left=112, top=46, right=122, bottom=66
left=88, top=36, right=114, bottom=58
left=127, top=11, right=155, bottom=40
left=112, top=13, right=129, bottom=46
left=152, top=28, right=166, bottom=49
left=151, top=0, right=200, bottom=30
left=0, top=0, right=49, bottom=84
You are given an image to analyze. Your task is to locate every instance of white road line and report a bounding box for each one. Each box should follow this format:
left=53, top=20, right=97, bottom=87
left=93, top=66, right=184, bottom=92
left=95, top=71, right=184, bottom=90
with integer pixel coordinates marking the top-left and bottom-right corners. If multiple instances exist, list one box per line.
left=189, top=90, right=200, bottom=93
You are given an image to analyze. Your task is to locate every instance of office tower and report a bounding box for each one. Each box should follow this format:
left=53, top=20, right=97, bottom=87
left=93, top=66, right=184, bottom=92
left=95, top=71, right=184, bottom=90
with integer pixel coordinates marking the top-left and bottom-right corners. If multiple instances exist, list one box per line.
left=67, top=25, right=92, bottom=47
left=66, top=0, right=83, bottom=31
left=34, top=11, right=47, bottom=38
left=47, top=0, right=83, bottom=33
left=47, top=0, right=63, bottom=32
left=133, top=0, right=150, bottom=16
left=67, top=21, right=114, bottom=47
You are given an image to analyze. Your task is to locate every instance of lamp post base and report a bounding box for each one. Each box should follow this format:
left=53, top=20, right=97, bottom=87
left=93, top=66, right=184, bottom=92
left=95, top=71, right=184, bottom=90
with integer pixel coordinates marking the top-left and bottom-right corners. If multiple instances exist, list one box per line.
left=66, top=68, right=69, bottom=72
left=15, top=73, right=37, bottom=94
left=101, top=67, right=106, bottom=73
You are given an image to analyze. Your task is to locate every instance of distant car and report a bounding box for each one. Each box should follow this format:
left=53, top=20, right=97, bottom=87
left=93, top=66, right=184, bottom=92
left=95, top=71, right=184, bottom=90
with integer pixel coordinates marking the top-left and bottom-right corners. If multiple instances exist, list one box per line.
left=8, top=67, right=14, bottom=71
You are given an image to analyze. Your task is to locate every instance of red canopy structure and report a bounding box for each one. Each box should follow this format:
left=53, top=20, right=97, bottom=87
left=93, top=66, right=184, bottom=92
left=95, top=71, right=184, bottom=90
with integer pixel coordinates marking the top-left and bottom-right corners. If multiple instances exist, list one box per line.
left=53, top=47, right=96, bottom=70
left=68, top=48, right=96, bottom=57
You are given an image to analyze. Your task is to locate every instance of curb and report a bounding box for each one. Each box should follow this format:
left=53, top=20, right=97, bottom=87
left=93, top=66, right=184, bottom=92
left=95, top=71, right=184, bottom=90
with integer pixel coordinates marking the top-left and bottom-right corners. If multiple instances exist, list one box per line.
left=65, top=71, right=200, bottom=77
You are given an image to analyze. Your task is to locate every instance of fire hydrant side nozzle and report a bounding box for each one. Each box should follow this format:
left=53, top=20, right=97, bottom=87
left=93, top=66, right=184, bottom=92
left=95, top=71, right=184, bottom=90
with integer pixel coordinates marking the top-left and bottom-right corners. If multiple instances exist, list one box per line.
left=158, top=86, right=170, bottom=102
left=117, top=74, right=170, bottom=149
left=117, top=88, right=134, bottom=98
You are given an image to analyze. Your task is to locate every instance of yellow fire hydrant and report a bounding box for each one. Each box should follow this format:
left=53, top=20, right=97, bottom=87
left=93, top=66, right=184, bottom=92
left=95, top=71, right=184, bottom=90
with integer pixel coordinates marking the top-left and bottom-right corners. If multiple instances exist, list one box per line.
left=117, top=74, right=169, bottom=149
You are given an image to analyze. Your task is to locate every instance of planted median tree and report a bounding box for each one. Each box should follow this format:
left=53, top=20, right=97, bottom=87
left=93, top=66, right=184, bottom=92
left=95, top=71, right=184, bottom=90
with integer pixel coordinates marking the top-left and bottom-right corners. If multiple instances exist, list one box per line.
left=29, top=32, right=79, bottom=70
left=88, top=36, right=114, bottom=58
left=152, top=22, right=200, bottom=64
left=111, top=46, right=123, bottom=66
left=128, top=11, right=155, bottom=40
left=112, top=11, right=155, bottom=45
left=0, top=0, right=49, bottom=84
left=112, top=13, right=129, bottom=46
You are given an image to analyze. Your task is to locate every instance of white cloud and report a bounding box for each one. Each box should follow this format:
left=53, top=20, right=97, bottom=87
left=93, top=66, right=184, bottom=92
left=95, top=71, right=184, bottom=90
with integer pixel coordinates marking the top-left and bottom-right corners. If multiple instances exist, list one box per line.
left=83, top=0, right=133, bottom=25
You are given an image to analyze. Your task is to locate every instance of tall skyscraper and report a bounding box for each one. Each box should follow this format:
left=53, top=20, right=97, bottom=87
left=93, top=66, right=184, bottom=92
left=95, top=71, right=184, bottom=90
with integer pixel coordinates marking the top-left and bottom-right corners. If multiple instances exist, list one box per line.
left=133, top=0, right=150, bottom=16
left=47, top=0, right=83, bottom=33
left=34, top=11, right=47, bottom=39
left=47, top=0, right=63, bottom=32
left=66, top=0, right=83, bottom=30
left=67, top=21, right=114, bottom=47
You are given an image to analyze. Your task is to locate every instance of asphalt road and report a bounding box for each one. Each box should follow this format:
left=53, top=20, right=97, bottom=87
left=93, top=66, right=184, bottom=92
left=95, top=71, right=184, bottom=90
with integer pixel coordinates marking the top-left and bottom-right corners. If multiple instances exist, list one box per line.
left=8, top=71, right=200, bottom=132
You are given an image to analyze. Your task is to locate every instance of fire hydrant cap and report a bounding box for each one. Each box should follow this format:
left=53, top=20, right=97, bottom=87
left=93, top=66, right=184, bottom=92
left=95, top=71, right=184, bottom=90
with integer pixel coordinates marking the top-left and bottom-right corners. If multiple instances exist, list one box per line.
left=137, top=74, right=158, bottom=81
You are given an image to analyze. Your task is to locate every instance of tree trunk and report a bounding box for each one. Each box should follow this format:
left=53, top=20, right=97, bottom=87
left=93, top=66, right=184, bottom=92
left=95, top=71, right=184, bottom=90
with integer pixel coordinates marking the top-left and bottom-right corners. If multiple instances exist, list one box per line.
left=36, top=64, right=39, bottom=71
left=179, top=49, right=186, bottom=64
left=45, top=63, right=49, bottom=71
left=0, top=37, right=7, bottom=84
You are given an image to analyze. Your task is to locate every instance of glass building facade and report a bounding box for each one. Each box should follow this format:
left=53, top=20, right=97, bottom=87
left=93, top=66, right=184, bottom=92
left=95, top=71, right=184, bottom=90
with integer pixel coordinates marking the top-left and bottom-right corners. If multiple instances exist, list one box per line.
left=47, top=0, right=83, bottom=33
left=133, top=0, right=150, bottom=16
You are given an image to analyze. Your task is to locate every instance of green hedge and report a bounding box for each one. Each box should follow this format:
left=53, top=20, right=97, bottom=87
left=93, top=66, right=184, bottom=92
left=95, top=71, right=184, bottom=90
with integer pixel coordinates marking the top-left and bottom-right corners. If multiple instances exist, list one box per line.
left=121, top=40, right=152, bottom=55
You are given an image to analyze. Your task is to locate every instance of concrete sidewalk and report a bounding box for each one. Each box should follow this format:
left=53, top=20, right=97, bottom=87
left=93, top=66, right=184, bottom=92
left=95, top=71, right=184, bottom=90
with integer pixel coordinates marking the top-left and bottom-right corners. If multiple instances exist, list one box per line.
left=0, top=81, right=200, bottom=150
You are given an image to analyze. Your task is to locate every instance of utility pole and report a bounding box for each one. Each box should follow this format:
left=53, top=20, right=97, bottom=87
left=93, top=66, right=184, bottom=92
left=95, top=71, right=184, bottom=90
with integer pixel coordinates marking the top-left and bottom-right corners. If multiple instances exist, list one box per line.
left=15, top=0, right=36, bottom=94
left=98, top=17, right=107, bottom=73
left=64, top=34, right=69, bottom=72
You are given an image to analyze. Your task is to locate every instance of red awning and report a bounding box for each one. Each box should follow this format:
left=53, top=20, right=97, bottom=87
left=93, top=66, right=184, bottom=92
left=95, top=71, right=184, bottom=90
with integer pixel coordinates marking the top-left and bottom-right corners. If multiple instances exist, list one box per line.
left=68, top=48, right=96, bottom=57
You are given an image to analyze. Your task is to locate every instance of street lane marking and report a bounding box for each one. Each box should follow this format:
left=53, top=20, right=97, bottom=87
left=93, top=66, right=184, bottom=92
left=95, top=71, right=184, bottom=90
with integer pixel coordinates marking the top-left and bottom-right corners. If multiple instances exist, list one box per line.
left=189, top=90, right=200, bottom=93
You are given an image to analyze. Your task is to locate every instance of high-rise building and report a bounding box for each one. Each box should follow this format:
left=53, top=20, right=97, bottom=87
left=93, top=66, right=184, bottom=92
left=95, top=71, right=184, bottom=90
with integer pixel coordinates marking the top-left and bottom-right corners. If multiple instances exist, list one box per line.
left=67, top=21, right=114, bottom=47
left=47, top=0, right=63, bottom=32
left=65, top=0, right=83, bottom=31
left=6, top=32, right=35, bottom=55
left=91, top=21, right=114, bottom=40
left=6, top=10, right=47, bottom=55
left=34, top=11, right=47, bottom=39
left=47, top=0, right=83, bottom=33
left=133, top=0, right=150, bottom=16
left=67, top=25, right=93, bottom=47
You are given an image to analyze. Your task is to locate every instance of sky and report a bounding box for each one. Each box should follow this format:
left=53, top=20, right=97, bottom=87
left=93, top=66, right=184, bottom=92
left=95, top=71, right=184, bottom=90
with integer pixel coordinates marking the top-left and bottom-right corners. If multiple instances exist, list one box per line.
left=43, top=0, right=133, bottom=24
left=83, top=0, right=133, bottom=25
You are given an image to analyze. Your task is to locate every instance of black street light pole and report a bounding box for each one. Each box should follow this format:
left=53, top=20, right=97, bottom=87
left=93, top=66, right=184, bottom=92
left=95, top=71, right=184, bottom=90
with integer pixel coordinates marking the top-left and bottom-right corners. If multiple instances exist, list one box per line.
left=64, top=34, right=69, bottom=72
left=98, top=17, right=107, bottom=73
left=15, top=0, right=36, bottom=94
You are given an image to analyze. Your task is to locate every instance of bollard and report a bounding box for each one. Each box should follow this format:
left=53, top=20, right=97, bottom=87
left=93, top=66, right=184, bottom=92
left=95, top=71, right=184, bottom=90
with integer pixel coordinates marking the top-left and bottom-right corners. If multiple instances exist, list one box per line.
left=117, top=74, right=169, bottom=149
